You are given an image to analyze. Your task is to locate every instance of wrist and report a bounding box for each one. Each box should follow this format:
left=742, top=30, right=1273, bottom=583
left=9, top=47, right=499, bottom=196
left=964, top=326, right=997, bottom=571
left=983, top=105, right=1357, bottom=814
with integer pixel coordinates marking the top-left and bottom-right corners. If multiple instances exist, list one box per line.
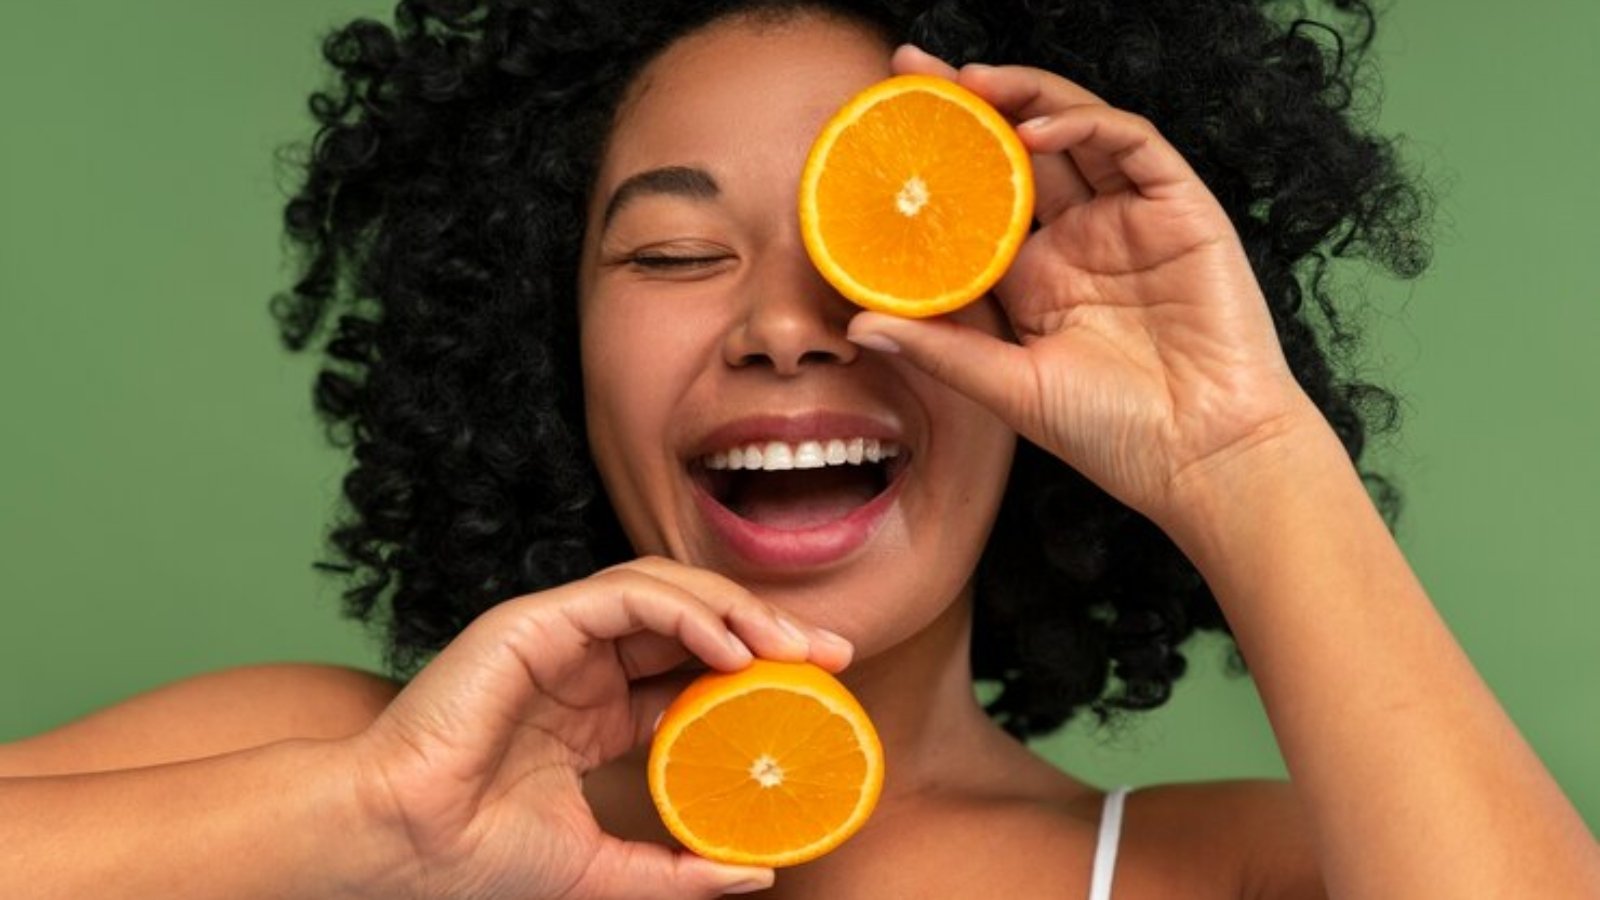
left=1160, top=401, right=1358, bottom=576
left=248, top=738, right=396, bottom=900
left=324, top=734, right=426, bottom=900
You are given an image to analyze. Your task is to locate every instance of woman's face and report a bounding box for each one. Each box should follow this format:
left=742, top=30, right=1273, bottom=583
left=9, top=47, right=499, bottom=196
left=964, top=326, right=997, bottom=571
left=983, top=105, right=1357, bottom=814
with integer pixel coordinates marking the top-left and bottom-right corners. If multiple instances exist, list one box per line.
left=577, top=12, right=1016, bottom=657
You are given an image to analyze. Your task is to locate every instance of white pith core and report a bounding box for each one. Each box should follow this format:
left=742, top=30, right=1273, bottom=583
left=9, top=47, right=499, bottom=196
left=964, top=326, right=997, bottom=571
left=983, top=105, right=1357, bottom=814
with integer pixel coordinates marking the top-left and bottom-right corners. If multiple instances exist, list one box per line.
left=895, top=175, right=930, bottom=217
left=702, top=438, right=902, bottom=472
left=750, top=754, right=785, bottom=789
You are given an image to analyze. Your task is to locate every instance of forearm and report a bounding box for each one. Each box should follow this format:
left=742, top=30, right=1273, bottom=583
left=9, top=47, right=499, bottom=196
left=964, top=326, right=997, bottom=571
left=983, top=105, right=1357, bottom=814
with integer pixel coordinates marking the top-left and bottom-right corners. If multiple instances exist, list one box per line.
left=0, top=738, right=388, bottom=900
left=1169, top=414, right=1600, bottom=898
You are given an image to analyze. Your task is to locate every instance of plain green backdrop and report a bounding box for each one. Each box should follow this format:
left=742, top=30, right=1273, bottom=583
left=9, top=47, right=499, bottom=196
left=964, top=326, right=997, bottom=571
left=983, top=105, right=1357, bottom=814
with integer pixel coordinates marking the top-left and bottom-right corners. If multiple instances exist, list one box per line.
left=2, top=1, right=1595, bottom=830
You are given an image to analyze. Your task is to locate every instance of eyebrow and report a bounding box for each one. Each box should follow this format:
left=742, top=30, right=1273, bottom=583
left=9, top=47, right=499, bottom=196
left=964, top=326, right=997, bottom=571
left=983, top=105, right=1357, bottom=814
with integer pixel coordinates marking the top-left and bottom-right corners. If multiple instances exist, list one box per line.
left=601, top=165, right=720, bottom=229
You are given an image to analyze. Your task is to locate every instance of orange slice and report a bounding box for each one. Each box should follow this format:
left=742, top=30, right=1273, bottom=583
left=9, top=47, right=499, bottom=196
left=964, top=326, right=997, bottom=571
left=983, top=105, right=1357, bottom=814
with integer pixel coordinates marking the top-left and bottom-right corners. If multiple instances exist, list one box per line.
left=647, top=659, right=884, bottom=867
left=799, top=74, right=1035, bottom=318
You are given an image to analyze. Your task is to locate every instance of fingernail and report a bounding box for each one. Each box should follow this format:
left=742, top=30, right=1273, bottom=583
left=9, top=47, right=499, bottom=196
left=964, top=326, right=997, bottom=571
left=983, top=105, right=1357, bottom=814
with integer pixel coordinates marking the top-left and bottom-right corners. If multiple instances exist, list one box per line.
left=725, top=631, right=753, bottom=663
left=1021, top=115, right=1052, bottom=131
left=849, top=332, right=900, bottom=354
left=815, top=628, right=853, bottom=651
left=775, top=615, right=810, bottom=649
left=652, top=710, right=665, bottom=734
left=722, top=876, right=774, bottom=894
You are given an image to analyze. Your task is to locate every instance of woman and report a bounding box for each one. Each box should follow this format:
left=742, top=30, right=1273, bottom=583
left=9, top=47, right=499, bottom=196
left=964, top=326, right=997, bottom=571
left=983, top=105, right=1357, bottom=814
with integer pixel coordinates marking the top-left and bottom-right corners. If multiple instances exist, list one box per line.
left=2, top=1, right=1595, bottom=897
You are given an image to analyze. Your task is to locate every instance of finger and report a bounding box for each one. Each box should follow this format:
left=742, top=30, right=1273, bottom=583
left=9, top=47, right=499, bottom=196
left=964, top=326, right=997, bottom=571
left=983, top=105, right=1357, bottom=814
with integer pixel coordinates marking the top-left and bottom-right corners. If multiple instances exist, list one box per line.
left=847, top=311, right=1042, bottom=441
left=573, top=566, right=853, bottom=677
left=627, top=671, right=700, bottom=749
left=619, top=558, right=807, bottom=662
left=618, top=558, right=855, bottom=673
left=889, top=42, right=958, bottom=79
left=1028, top=148, right=1096, bottom=221
left=545, top=570, right=756, bottom=673
left=1017, top=104, right=1198, bottom=200
left=954, top=64, right=1099, bottom=212
left=611, top=631, right=697, bottom=682
left=955, top=62, right=1106, bottom=123
left=579, top=836, right=774, bottom=899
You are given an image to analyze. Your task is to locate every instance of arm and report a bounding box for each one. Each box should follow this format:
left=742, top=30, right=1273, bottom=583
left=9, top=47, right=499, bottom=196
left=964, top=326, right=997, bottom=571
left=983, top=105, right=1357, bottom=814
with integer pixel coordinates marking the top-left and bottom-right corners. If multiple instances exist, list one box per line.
left=0, top=738, right=378, bottom=899
left=1, top=559, right=847, bottom=898
left=0, top=664, right=397, bottom=776
left=0, top=665, right=397, bottom=899
left=1168, top=410, right=1600, bottom=898
left=856, top=46, right=1600, bottom=899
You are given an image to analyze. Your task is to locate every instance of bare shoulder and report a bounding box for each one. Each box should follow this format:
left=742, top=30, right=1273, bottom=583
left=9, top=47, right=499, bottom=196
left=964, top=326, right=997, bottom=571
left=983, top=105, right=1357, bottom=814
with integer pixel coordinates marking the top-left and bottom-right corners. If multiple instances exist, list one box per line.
left=0, top=663, right=401, bottom=776
left=828, top=778, right=1325, bottom=900
left=913, top=777, right=1327, bottom=900
left=777, top=780, right=1106, bottom=899
left=1122, top=779, right=1327, bottom=900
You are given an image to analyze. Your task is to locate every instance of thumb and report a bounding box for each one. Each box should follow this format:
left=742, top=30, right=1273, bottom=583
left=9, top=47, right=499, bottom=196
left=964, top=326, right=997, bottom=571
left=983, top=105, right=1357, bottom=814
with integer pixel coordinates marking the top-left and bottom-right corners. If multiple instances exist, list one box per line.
left=581, top=837, right=774, bottom=898
left=847, top=311, right=1039, bottom=432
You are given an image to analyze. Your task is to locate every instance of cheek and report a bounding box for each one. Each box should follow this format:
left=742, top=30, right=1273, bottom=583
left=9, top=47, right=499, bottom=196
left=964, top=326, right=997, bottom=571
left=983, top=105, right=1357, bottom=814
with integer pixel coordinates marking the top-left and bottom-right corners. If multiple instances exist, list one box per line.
left=581, top=307, right=677, bottom=555
left=579, top=295, right=716, bottom=537
left=582, top=298, right=707, bottom=420
left=918, top=371, right=1017, bottom=550
left=583, top=301, right=671, bottom=454
left=581, top=304, right=648, bottom=473
left=916, top=299, right=1017, bottom=507
left=944, top=412, right=1015, bottom=541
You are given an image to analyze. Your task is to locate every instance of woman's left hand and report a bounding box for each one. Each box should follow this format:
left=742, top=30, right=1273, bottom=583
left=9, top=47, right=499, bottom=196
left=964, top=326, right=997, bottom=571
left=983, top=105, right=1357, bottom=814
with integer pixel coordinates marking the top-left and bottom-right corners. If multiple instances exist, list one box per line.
left=849, top=46, right=1329, bottom=527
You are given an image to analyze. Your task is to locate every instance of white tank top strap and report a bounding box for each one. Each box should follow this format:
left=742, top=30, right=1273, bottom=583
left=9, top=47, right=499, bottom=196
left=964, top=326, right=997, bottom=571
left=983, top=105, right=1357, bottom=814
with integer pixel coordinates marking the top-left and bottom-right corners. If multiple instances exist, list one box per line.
left=1087, top=786, right=1132, bottom=900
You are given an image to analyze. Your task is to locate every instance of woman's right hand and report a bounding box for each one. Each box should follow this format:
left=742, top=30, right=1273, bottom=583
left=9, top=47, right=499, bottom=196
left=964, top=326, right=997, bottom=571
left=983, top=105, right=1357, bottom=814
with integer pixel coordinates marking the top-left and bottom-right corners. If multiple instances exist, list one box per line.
left=344, top=557, right=852, bottom=900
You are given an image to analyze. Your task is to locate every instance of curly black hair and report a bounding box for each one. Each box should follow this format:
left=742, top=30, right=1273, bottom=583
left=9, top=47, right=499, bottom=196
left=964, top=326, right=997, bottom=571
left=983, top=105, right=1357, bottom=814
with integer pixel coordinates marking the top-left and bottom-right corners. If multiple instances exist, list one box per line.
left=272, top=0, right=1429, bottom=738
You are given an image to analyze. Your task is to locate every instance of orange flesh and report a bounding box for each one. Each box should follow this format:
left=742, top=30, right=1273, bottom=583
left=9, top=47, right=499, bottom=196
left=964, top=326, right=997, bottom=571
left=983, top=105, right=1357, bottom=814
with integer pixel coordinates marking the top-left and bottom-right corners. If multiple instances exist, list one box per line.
left=661, top=688, right=870, bottom=857
left=813, top=89, right=1021, bottom=301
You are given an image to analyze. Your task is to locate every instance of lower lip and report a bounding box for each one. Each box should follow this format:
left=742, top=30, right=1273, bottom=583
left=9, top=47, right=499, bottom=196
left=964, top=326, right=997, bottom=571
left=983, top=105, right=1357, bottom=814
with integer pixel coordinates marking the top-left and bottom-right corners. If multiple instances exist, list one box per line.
left=690, top=467, right=905, bottom=569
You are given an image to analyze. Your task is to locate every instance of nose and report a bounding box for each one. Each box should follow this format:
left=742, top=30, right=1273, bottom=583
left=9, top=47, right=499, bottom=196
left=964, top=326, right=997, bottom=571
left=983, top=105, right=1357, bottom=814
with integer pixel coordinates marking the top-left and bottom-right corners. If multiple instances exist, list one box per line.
left=722, top=252, right=860, bottom=375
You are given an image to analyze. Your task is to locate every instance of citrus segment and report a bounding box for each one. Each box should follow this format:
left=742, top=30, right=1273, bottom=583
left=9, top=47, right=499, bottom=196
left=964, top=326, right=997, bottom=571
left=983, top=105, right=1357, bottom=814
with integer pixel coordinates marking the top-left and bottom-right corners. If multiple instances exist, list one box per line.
left=799, top=74, right=1035, bottom=318
left=648, top=660, right=884, bottom=867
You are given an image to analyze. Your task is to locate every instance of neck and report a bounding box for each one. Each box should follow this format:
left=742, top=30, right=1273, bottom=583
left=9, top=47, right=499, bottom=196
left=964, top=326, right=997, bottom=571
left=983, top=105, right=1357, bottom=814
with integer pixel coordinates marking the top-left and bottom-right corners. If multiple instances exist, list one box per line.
left=834, top=586, right=1004, bottom=797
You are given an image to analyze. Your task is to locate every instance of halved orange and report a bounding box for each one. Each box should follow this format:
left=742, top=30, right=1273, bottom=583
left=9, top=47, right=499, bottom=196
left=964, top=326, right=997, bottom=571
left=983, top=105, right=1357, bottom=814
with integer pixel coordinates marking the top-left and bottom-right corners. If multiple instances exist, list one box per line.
left=799, top=74, right=1035, bottom=318
left=647, top=659, right=884, bottom=867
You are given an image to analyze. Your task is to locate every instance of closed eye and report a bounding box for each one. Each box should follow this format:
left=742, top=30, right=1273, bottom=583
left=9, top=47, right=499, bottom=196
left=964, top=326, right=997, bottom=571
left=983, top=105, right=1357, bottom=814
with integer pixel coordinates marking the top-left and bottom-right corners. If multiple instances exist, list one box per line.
left=629, top=253, right=731, bottom=269
left=617, top=248, right=738, bottom=282
left=598, top=238, right=736, bottom=280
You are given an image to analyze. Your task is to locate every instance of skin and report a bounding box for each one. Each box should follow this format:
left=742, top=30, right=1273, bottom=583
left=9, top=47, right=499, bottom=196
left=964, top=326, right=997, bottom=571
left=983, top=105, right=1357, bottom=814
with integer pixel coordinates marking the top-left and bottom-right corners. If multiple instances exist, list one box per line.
left=0, top=10, right=1595, bottom=900
left=575, top=17, right=1315, bottom=898
left=577, top=13, right=1017, bottom=661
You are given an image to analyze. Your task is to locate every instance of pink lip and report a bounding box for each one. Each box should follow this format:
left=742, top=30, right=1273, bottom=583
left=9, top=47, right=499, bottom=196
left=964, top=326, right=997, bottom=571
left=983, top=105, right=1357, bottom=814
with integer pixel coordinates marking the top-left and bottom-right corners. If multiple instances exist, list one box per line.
left=685, top=411, right=908, bottom=570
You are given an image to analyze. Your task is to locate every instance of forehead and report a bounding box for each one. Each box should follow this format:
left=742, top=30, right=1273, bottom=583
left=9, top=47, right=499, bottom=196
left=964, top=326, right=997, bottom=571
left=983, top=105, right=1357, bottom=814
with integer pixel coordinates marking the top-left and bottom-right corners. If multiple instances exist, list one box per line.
left=595, top=14, right=893, bottom=203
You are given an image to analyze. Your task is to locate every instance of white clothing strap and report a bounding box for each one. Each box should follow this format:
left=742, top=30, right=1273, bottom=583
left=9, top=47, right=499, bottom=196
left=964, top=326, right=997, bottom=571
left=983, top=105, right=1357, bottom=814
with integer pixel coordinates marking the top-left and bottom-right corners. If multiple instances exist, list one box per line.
left=1087, top=786, right=1131, bottom=900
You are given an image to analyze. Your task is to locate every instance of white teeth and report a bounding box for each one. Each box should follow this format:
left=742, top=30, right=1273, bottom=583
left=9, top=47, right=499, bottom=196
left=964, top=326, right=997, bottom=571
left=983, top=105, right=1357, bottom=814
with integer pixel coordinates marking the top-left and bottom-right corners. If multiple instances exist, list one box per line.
left=763, top=442, right=793, bottom=470
left=793, top=441, right=825, bottom=469
left=701, top=438, right=903, bottom=471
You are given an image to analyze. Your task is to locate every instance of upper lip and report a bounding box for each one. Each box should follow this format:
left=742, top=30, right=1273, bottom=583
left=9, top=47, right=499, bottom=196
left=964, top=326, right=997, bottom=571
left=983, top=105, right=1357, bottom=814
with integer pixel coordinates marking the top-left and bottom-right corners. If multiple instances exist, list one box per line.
left=685, top=411, right=905, bottom=460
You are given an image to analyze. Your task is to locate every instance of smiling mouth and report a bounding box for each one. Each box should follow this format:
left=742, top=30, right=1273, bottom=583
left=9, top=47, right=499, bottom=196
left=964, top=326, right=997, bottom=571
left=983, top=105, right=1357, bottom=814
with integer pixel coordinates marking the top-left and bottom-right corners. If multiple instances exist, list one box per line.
left=690, top=438, right=909, bottom=529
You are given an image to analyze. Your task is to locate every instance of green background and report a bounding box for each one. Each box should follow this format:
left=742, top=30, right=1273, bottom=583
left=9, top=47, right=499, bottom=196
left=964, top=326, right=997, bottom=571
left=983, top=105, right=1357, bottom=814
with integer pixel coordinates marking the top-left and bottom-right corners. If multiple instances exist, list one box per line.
left=2, top=2, right=1595, bottom=830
